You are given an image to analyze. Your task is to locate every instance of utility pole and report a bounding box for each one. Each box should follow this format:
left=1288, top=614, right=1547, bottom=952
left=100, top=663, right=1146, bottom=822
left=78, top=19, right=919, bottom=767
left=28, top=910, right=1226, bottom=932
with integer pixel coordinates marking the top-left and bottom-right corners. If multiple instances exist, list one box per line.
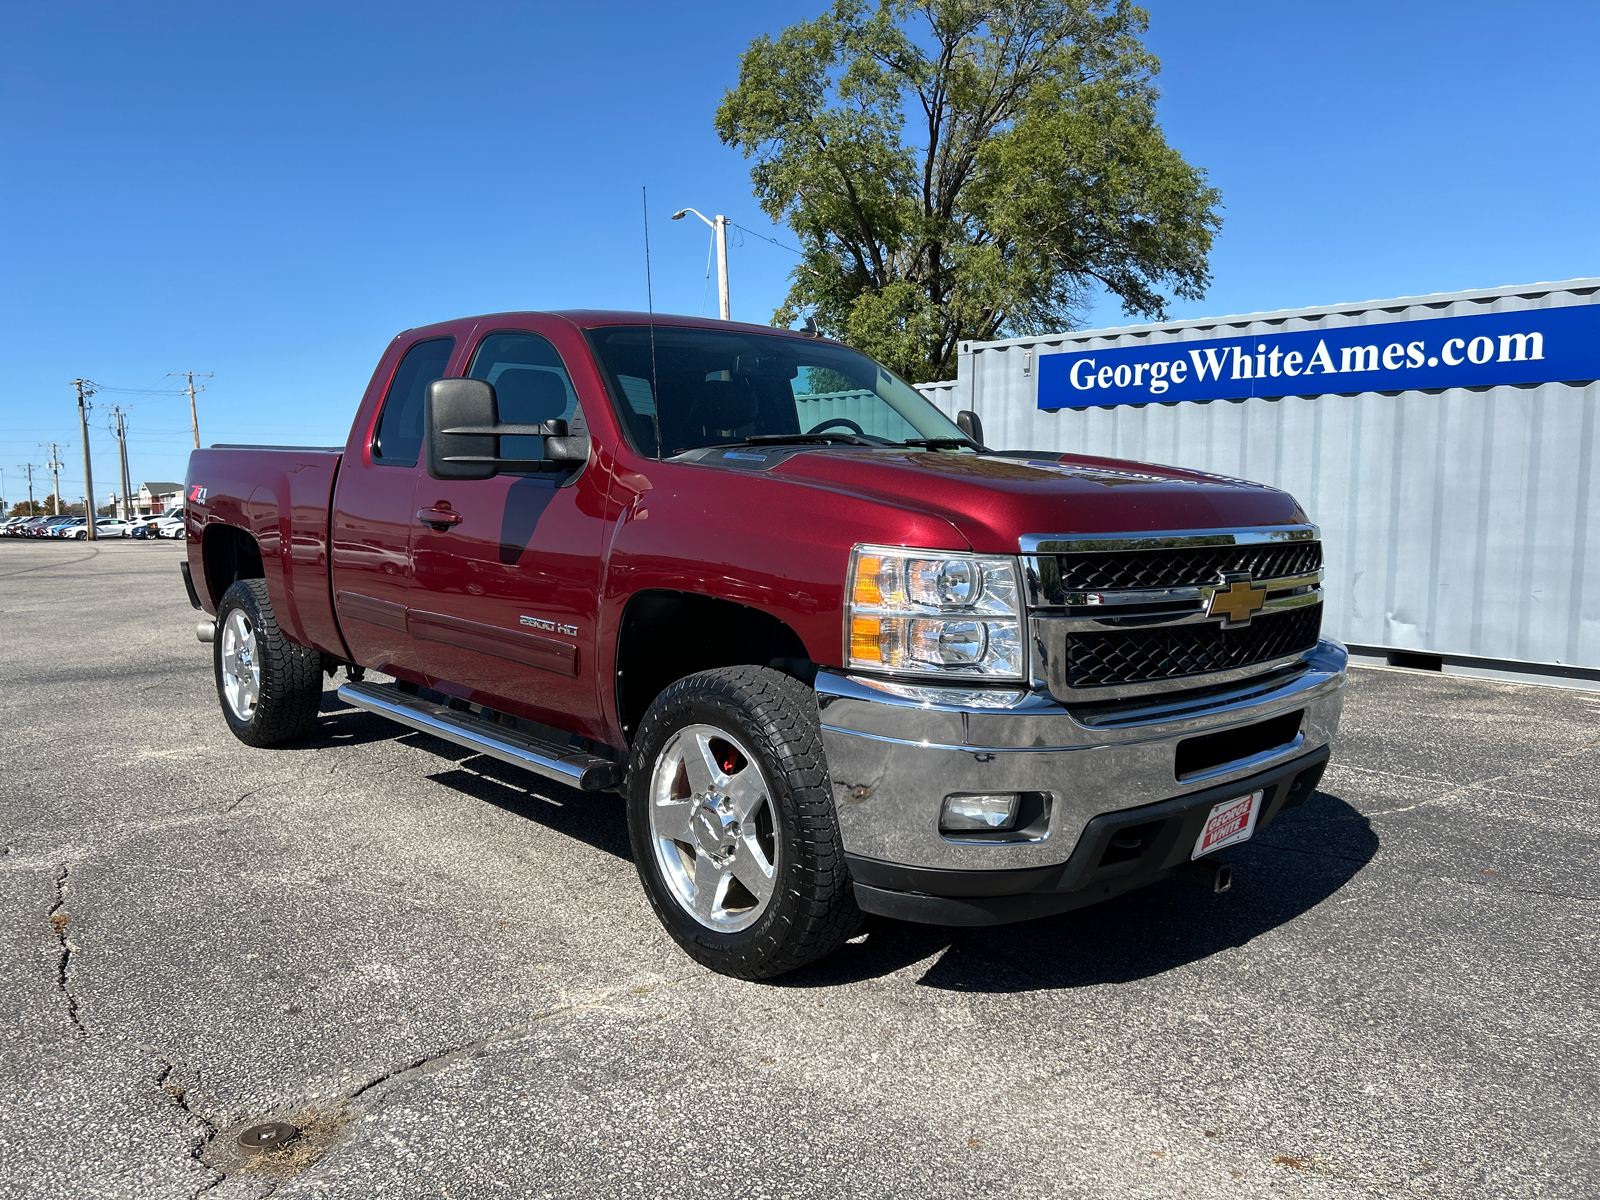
left=670, top=207, right=731, bottom=320
left=44, top=444, right=64, bottom=516
left=167, top=371, right=213, bottom=449
left=72, top=380, right=97, bottom=538
left=18, top=462, right=36, bottom=514
left=113, top=407, right=134, bottom=521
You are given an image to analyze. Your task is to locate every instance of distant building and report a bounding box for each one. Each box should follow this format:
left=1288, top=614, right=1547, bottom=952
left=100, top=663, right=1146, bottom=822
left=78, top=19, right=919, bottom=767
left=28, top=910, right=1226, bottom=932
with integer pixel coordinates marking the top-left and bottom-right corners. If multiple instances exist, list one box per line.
left=136, top=482, right=184, bottom=517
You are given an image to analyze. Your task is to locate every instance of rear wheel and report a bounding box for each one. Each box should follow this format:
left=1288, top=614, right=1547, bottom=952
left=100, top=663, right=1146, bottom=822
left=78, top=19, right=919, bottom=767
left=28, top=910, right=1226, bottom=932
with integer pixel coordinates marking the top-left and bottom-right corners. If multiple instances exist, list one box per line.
left=626, top=666, right=860, bottom=979
left=213, top=579, right=323, bottom=746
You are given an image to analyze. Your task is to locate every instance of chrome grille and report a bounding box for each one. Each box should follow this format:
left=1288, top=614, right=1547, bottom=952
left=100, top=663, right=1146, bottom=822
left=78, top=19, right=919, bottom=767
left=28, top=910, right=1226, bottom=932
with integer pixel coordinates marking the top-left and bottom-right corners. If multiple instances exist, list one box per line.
left=1047, top=541, right=1322, bottom=598
left=1062, top=605, right=1323, bottom=689
left=1024, top=526, right=1326, bottom=698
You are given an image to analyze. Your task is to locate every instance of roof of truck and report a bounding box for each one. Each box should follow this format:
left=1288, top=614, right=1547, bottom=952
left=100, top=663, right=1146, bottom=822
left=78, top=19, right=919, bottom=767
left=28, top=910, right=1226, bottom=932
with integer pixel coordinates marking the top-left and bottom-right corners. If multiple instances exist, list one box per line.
left=398, top=310, right=832, bottom=343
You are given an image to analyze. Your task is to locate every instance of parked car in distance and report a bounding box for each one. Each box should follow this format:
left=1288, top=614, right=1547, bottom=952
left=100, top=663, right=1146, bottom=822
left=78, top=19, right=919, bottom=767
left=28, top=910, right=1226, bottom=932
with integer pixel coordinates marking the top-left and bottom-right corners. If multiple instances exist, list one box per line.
left=71, top=518, right=136, bottom=539
left=155, top=515, right=186, bottom=538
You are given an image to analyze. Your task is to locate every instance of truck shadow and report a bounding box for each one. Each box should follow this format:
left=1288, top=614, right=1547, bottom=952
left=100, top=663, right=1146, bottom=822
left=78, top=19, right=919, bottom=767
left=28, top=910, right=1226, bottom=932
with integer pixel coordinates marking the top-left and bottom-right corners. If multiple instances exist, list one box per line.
left=271, top=693, right=424, bottom=750
left=412, top=739, right=633, bottom=861
left=780, top=789, right=1379, bottom=993
left=302, top=700, right=634, bottom=860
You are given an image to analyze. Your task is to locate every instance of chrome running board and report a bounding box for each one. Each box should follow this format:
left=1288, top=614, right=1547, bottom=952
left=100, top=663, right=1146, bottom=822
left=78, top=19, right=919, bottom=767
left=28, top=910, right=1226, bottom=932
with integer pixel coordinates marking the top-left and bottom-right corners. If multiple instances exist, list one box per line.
left=337, top=680, right=623, bottom=793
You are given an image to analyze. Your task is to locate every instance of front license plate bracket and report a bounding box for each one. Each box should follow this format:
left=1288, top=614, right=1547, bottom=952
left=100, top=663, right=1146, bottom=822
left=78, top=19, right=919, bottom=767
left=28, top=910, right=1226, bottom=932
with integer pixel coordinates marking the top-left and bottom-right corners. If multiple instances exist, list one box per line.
left=1192, top=789, right=1264, bottom=860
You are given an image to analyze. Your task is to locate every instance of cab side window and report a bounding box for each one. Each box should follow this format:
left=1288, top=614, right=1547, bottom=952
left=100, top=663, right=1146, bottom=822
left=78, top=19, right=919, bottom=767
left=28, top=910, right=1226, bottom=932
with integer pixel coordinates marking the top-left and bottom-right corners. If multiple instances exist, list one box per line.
left=467, top=331, right=586, bottom=462
left=372, top=337, right=455, bottom=466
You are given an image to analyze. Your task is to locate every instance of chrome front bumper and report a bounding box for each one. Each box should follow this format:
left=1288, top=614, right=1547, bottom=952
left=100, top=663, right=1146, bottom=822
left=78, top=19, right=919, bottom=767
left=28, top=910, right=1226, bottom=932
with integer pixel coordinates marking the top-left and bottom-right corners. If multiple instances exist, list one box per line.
left=816, top=638, right=1347, bottom=874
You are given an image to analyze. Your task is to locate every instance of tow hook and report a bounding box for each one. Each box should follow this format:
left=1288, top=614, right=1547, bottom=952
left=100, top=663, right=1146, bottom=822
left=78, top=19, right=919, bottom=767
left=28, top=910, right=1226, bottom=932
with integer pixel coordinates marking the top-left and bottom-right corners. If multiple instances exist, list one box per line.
left=1185, top=857, right=1232, bottom=893
left=195, top=620, right=215, bottom=644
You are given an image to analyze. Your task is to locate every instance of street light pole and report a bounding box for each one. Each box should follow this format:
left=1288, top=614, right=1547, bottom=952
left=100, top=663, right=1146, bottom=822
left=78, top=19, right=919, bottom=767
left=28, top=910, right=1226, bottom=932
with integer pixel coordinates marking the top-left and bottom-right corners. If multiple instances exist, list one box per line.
left=671, top=207, right=730, bottom=320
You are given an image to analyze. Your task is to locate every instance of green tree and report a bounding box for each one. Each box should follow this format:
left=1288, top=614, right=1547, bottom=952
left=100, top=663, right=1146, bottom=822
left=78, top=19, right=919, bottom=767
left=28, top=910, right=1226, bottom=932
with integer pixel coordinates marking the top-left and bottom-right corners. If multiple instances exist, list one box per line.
left=716, top=0, right=1222, bottom=382
left=8, top=500, right=45, bottom=517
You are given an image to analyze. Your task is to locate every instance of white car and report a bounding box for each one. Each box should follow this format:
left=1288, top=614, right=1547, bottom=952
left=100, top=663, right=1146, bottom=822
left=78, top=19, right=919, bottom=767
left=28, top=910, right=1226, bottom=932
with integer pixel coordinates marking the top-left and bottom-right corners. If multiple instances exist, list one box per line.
left=155, top=515, right=186, bottom=538
left=70, top=519, right=135, bottom=539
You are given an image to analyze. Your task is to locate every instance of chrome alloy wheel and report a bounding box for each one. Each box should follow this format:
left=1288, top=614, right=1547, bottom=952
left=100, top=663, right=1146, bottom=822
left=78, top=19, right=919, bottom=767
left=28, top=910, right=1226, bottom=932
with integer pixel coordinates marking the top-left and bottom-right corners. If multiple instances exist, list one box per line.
left=648, top=724, right=778, bottom=933
left=219, top=607, right=261, bottom=721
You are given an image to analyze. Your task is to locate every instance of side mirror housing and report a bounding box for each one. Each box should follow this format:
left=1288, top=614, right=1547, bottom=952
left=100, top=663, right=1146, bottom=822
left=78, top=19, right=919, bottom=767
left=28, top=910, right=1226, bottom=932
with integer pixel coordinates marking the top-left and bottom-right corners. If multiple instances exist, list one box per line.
left=425, top=378, right=591, bottom=480
left=426, top=378, right=499, bottom=480
left=956, top=409, right=985, bottom=447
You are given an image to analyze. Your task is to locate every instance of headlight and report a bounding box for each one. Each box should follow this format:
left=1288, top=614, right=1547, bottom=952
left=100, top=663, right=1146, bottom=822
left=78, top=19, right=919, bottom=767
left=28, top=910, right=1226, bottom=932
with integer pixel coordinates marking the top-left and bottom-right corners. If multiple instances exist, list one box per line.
left=846, top=545, right=1024, bottom=678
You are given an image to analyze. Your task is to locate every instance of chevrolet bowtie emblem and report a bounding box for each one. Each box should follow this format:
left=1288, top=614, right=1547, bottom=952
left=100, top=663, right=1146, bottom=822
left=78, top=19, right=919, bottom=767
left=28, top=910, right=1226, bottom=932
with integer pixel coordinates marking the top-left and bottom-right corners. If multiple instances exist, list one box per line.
left=1207, top=575, right=1267, bottom=626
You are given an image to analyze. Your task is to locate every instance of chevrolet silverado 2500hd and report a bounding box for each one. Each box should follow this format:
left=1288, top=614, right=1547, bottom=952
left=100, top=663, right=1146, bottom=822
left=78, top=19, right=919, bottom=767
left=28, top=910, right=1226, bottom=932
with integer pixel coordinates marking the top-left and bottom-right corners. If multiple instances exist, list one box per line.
left=181, top=311, right=1346, bottom=978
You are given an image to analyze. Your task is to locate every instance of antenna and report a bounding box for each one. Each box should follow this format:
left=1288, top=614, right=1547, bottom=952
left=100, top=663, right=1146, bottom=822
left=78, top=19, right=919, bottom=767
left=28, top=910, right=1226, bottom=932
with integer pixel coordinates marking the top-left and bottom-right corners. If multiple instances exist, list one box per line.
left=642, top=186, right=662, bottom=460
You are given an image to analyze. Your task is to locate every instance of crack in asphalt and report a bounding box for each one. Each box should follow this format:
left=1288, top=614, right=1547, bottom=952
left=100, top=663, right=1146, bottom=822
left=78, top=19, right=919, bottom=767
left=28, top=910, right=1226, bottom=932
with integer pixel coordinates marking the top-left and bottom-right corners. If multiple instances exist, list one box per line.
left=1324, top=727, right=1600, bottom=820
left=1252, top=837, right=1600, bottom=902
left=0, top=546, right=100, bottom=579
left=153, top=1058, right=226, bottom=1199
left=219, top=779, right=295, bottom=816
left=347, top=974, right=699, bottom=1106
left=47, top=865, right=85, bottom=1037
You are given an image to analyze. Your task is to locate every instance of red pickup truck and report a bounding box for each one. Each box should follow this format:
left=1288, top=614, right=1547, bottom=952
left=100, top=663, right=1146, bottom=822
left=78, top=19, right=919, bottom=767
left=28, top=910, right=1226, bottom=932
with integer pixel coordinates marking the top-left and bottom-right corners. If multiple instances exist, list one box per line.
left=181, top=311, right=1345, bottom=978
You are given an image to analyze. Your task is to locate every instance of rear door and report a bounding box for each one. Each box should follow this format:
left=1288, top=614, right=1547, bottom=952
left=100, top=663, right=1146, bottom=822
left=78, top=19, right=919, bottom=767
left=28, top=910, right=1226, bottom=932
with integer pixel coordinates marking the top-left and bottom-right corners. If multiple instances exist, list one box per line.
left=329, top=334, right=456, bottom=680
left=409, top=322, right=609, bottom=736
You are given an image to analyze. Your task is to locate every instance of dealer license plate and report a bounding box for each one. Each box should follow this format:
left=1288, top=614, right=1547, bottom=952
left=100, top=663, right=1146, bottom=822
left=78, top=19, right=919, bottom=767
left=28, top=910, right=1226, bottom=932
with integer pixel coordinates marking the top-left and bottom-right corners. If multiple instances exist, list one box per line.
left=1192, top=790, right=1264, bottom=860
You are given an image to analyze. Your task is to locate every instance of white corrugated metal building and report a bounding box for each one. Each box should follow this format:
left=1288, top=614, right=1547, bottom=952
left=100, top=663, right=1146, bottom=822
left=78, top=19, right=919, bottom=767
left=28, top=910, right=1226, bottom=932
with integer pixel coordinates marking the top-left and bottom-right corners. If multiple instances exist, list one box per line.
left=916, top=279, right=1600, bottom=685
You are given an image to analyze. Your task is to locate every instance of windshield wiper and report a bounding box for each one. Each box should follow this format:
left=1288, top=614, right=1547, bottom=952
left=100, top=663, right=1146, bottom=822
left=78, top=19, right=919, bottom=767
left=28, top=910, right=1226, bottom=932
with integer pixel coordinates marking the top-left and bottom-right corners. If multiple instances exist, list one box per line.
left=699, top=432, right=878, bottom=450
left=897, top=437, right=980, bottom=450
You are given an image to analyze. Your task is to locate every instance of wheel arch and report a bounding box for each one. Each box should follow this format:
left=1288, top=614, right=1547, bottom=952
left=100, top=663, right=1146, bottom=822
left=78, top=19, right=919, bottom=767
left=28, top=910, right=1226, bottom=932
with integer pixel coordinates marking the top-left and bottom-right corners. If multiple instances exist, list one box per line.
left=614, top=590, right=813, bottom=743
left=201, top=523, right=266, bottom=610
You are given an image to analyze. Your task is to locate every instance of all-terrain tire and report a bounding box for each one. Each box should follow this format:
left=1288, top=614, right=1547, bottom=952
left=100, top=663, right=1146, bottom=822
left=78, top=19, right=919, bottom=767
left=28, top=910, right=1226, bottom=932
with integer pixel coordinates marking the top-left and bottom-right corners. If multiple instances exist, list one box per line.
left=626, top=666, right=861, bottom=980
left=213, top=578, right=323, bottom=747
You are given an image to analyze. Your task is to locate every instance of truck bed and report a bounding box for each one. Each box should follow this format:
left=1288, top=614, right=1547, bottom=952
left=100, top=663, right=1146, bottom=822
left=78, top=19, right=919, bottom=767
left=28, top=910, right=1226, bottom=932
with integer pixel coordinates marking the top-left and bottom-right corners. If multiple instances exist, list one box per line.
left=185, top=445, right=348, bottom=660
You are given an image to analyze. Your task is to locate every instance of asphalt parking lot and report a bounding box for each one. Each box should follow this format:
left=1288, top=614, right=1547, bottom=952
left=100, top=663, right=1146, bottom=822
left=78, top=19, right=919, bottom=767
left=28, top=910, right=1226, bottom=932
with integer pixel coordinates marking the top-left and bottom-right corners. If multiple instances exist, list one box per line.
left=1, top=540, right=1596, bottom=1200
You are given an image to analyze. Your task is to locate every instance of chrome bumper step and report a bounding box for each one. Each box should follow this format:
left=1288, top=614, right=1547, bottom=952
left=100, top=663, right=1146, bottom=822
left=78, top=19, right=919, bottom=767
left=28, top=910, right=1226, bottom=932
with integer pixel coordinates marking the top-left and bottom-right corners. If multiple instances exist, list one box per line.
left=337, top=680, right=623, bottom=792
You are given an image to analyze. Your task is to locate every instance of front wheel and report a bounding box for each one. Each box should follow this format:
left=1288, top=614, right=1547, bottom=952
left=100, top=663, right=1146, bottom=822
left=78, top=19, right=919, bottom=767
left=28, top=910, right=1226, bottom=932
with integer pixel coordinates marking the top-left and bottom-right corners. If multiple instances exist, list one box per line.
left=626, top=666, right=860, bottom=980
left=213, top=579, right=323, bottom=746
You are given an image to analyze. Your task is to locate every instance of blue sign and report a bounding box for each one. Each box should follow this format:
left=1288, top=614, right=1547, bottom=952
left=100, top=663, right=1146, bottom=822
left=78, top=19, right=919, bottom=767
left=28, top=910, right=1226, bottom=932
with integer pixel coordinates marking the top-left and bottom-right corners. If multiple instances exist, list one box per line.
left=1037, top=303, right=1600, bottom=410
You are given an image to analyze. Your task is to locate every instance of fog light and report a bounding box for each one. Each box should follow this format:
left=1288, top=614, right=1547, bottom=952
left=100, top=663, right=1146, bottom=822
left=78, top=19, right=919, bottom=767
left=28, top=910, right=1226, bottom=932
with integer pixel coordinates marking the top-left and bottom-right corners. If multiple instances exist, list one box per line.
left=940, top=792, right=1020, bottom=831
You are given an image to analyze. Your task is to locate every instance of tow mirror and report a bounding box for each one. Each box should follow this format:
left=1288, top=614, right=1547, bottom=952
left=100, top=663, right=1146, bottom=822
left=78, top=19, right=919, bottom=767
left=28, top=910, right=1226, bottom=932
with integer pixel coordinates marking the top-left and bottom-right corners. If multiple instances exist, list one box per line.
left=956, top=409, right=984, bottom=446
left=424, top=378, right=590, bottom=480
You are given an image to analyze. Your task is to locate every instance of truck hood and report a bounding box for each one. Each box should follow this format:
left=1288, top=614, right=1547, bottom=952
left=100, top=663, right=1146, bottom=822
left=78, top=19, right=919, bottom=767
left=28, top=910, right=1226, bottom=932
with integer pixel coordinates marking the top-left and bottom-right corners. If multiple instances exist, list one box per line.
left=768, top=449, right=1308, bottom=553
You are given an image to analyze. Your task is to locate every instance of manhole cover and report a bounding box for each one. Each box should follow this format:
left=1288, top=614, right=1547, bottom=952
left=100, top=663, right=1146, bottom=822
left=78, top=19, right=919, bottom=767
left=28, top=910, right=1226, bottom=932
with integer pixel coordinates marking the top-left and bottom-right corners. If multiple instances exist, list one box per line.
left=237, top=1121, right=300, bottom=1153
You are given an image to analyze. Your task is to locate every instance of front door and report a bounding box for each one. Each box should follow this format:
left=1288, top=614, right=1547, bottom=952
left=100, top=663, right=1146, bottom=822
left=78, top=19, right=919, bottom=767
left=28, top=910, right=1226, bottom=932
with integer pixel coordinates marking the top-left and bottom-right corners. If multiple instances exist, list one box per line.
left=409, top=326, right=609, bottom=738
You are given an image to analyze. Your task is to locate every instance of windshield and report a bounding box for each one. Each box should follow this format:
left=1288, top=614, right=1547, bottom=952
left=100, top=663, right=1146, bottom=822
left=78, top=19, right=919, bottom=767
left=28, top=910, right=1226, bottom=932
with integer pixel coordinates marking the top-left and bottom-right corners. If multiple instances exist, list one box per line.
left=586, top=325, right=967, bottom=458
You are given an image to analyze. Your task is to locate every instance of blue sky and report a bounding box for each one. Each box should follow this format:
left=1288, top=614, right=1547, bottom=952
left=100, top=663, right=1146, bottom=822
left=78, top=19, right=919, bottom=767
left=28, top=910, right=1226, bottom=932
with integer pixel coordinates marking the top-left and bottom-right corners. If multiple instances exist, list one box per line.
left=3, top=1, right=1597, bottom=503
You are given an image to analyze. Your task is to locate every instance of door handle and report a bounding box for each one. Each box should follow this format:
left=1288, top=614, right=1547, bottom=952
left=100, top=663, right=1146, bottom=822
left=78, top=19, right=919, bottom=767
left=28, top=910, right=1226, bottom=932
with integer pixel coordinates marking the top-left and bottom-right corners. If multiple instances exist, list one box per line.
left=416, top=508, right=462, bottom=529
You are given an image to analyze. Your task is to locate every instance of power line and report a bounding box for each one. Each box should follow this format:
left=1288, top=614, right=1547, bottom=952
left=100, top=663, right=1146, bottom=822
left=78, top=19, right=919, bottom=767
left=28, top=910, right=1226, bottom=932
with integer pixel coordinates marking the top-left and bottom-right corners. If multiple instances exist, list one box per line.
left=700, top=224, right=716, bottom=316
left=728, top=221, right=805, bottom=256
